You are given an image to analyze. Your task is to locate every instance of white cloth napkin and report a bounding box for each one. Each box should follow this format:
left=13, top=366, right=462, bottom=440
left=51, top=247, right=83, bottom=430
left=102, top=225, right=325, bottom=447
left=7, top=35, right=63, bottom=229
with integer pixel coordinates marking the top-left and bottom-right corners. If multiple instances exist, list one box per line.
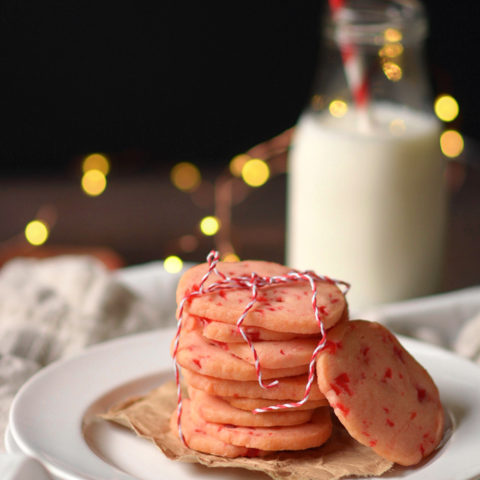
left=0, top=255, right=168, bottom=451
left=361, top=285, right=480, bottom=363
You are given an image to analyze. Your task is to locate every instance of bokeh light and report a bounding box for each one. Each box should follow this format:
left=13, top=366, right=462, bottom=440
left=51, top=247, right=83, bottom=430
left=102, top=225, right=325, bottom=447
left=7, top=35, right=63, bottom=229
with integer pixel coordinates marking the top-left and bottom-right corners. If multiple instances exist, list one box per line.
left=163, top=255, right=183, bottom=273
left=82, top=153, right=110, bottom=175
left=229, top=154, right=250, bottom=177
left=389, top=118, right=406, bottom=135
left=222, top=252, right=240, bottom=262
left=171, top=162, right=201, bottom=192
left=241, top=158, right=270, bottom=187
left=440, top=130, right=464, bottom=158
left=200, top=216, right=220, bottom=236
left=25, top=220, right=49, bottom=246
left=382, top=61, right=402, bottom=81
left=81, top=169, right=107, bottom=196
left=378, top=43, right=404, bottom=58
left=328, top=99, right=348, bottom=118
left=384, top=28, right=402, bottom=43
left=434, top=95, right=459, bottom=122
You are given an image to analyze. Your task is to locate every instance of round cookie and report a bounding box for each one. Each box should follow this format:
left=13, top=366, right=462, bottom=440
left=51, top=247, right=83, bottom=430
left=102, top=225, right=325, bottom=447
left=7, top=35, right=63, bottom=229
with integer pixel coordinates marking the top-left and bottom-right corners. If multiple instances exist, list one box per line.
left=169, top=399, right=267, bottom=458
left=176, top=260, right=346, bottom=334
left=227, top=337, right=319, bottom=369
left=182, top=368, right=326, bottom=401
left=183, top=314, right=315, bottom=343
left=224, top=396, right=328, bottom=411
left=190, top=404, right=332, bottom=451
left=200, top=305, right=348, bottom=343
left=316, top=320, right=444, bottom=466
left=189, top=387, right=315, bottom=427
left=202, top=318, right=314, bottom=343
left=175, top=327, right=308, bottom=380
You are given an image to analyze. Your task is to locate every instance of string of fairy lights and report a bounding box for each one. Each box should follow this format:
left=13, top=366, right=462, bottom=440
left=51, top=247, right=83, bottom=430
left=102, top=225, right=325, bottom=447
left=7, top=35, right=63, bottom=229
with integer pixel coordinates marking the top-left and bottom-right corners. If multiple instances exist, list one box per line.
left=163, top=150, right=284, bottom=272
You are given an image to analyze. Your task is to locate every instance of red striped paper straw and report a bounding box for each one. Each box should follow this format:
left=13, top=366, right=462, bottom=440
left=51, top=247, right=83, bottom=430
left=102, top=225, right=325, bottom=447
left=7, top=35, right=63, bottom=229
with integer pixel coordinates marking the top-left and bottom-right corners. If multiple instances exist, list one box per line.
left=328, top=0, right=370, bottom=111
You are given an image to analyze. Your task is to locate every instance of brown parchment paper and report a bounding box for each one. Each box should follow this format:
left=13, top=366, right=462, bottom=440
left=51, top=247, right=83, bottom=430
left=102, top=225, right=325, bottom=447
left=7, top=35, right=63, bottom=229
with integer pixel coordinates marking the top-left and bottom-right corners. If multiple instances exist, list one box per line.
left=101, top=381, right=393, bottom=480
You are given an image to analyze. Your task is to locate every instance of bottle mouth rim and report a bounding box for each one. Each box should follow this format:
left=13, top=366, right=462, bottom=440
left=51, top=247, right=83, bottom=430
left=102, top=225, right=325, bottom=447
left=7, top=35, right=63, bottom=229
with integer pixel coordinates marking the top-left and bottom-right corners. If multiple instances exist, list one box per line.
left=325, top=0, right=428, bottom=45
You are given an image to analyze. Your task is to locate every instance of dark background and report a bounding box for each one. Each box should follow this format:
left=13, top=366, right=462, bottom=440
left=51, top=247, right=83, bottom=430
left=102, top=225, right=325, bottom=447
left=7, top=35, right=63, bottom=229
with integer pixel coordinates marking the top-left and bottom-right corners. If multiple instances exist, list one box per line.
left=1, top=1, right=479, bottom=178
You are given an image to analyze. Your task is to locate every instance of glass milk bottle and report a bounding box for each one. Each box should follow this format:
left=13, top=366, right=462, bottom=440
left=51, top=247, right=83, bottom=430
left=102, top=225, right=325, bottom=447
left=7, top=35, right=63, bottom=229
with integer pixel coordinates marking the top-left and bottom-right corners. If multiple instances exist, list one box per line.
left=286, top=0, right=447, bottom=313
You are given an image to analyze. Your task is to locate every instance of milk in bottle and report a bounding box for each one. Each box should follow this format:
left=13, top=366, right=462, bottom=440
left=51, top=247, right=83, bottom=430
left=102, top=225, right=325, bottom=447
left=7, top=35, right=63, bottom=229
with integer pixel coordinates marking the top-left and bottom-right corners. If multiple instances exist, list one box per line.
left=286, top=0, right=447, bottom=312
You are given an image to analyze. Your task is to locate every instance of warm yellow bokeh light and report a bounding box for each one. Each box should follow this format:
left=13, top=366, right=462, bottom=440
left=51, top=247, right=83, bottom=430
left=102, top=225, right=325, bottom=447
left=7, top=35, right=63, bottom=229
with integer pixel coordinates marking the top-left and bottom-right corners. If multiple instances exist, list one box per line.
left=382, top=61, right=403, bottom=81
left=171, top=162, right=201, bottom=192
left=82, top=153, right=110, bottom=175
left=241, top=158, right=270, bottom=187
left=328, top=99, right=348, bottom=118
left=200, top=216, right=221, bottom=236
left=379, top=43, right=404, bottom=58
left=229, top=154, right=250, bottom=177
left=81, top=169, right=107, bottom=196
left=163, top=255, right=184, bottom=273
left=389, top=118, right=406, bottom=136
left=25, top=220, right=49, bottom=246
left=384, top=28, right=402, bottom=43
left=434, top=95, right=459, bottom=122
left=222, top=252, right=240, bottom=262
left=440, top=130, right=464, bottom=158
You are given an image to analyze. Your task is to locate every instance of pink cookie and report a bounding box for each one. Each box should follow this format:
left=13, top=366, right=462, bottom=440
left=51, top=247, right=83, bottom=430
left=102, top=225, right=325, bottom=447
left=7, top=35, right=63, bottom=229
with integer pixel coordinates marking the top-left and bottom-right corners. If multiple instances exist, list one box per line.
left=190, top=403, right=332, bottom=451
left=189, top=387, right=315, bottom=427
left=170, top=399, right=267, bottom=458
left=183, top=314, right=314, bottom=343
left=316, top=320, right=444, bottom=466
left=199, top=305, right=348, bottom=343
left=182, top=368, right=326, bottom=401
left=176, top=260, right=346, bottom=334
left=227, top=337, right=319, bottom=369
left=175, top=327, right=308, bottom=380
left=224, top=396, right=328, bottom=411
left=201, top=317, right=314, bottom=343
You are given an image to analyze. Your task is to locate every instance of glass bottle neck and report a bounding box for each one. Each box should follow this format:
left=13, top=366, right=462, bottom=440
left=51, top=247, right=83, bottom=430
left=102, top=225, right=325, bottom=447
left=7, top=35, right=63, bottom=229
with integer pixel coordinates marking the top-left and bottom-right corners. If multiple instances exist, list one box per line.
left=308, top=0, right=434, bottom=116
left=324, top=0, right=428, bottom=47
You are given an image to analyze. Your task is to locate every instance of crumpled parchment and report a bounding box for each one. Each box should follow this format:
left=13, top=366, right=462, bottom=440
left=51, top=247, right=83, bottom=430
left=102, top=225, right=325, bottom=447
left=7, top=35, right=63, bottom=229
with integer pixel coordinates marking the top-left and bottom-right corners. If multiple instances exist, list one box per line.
left=101, top=381, right=393, bottom=480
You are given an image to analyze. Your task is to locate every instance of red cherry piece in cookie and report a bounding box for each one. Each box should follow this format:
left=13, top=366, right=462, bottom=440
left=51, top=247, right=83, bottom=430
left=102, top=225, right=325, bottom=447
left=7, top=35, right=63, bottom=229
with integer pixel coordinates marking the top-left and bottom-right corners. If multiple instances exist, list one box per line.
left=316, top=320, right=444, bottom=466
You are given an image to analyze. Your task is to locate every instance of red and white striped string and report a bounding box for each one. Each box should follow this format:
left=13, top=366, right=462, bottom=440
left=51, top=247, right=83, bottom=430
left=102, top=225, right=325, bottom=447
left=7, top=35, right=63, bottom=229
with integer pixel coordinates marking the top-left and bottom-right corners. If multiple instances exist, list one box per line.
left=172, top=250, right=350, bottom=445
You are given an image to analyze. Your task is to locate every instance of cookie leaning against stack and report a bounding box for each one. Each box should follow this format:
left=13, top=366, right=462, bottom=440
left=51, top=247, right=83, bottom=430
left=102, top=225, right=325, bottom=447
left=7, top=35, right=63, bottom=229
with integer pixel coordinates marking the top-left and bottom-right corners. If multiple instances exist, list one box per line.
left=171, top=259, right=346, bottom=457
left=170, top=258, right=444, bottom=466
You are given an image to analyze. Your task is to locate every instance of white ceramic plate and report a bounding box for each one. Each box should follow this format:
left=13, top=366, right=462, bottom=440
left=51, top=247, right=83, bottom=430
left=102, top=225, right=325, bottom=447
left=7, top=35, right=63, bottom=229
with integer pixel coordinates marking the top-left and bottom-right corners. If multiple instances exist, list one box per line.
left=6, top=328, right=480, bottom=480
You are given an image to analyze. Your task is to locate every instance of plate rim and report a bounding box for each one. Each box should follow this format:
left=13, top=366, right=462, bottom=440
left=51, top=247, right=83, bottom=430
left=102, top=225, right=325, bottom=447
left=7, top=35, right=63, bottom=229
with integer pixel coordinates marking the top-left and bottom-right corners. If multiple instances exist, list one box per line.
left=8, top=328, right=176, bottom=480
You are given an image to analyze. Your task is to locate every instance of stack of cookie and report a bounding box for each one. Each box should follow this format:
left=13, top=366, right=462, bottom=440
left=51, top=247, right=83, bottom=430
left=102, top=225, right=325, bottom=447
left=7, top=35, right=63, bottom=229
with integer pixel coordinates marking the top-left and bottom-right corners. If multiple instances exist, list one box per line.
left=170, top=260, right=347, bottom=457
left=171, top=259, right=445, bottom=466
